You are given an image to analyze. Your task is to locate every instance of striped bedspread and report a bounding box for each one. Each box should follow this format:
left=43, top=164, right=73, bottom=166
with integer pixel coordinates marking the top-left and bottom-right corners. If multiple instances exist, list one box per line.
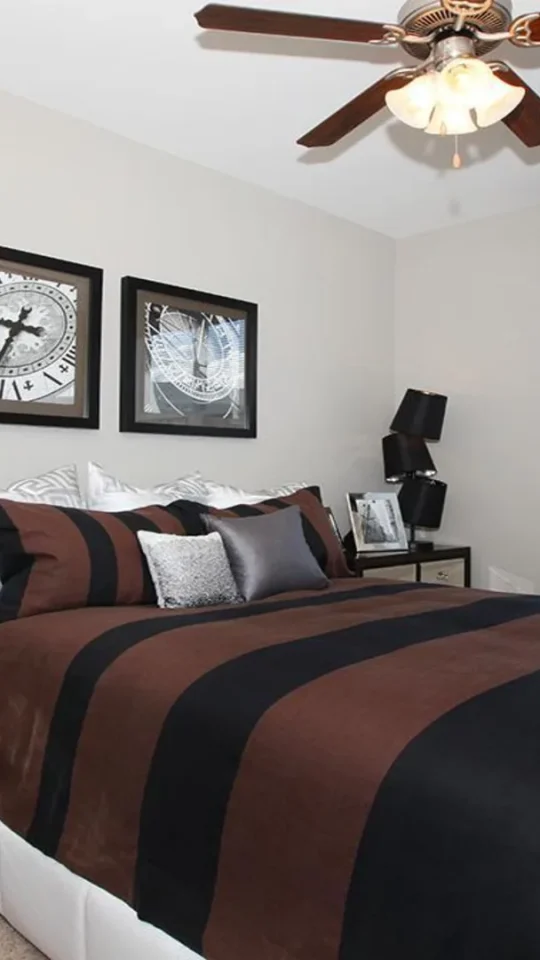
left=1, top=579, right=540, bottom=960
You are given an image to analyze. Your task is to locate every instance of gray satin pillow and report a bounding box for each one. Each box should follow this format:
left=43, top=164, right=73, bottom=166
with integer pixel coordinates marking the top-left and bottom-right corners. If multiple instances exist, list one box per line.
left=204, top=505, right=329, bottom=602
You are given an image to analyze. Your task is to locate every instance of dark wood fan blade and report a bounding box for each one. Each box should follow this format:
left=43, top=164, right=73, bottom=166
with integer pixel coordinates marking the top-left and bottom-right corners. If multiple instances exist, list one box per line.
left=195, top=5, right=393, bottom=44
left=298, top=73, right=413, bottom=148
left=498, top=65, right=540, bottom=147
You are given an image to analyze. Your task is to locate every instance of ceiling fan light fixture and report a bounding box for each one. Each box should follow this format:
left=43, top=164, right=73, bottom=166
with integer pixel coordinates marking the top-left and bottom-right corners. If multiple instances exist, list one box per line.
left=425, top=102, right=478, bottom=135
left=385, top=73, right=438, bottom=129
left=474, top=71, right=526, bottom=126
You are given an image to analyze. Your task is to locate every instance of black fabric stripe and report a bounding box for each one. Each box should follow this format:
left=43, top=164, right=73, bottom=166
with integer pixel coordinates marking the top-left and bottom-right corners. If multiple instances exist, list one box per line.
left=26, top=581, right=416, bottom=857
left=60, top=508, right=117, bottom=606
left=169, top=498, right=265, bottom=524
left=134, top=594, right=540, bottom=951
left=113, top=511, right=168, bottom=603
left=0, top=504, right=32, bottom=622
left=163, top=500, right=211, bottom=535
left=340, top=669, right=540, bottom=960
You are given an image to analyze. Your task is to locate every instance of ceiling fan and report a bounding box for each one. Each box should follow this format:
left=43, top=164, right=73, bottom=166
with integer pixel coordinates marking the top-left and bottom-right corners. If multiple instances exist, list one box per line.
left=194, top=0, right=540, bottom=162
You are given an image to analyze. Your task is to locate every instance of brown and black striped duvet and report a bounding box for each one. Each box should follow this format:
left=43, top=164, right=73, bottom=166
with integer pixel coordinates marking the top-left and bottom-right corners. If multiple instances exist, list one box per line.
left=2, top=578, right=540, bottom=960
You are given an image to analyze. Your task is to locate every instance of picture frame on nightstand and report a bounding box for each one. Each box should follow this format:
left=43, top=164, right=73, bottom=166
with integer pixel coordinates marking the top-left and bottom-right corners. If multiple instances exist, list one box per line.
left=347, top=491, right=408, bottom=554
left=325, top=507, right=345, bottom=551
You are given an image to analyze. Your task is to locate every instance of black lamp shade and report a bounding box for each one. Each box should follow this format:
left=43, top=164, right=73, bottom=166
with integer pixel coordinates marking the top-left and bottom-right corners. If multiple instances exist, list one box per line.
left=398, top=477, right=447, bottom=529
left=390, top=389, right=448, bottom=441
left=382, top=434, right=436, bottom=483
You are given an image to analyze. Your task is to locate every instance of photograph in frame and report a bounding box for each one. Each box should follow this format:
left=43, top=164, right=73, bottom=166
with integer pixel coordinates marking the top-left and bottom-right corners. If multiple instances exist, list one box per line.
left=346, top=491, right=408, bottom=553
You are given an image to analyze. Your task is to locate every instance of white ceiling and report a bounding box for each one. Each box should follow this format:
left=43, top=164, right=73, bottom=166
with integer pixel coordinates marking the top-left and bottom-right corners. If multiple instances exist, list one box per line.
left=1, top=0, right=539, bottom=237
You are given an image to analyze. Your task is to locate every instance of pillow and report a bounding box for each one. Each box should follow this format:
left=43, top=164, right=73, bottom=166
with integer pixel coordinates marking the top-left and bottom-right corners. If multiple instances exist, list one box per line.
left=205, top=507, right=329, bottom=602
left=137, top=530, right=240, bottom=609
left=0, top=464, right=82, bottom=508
left=183, top=486, right=350, bottom=579
left=88, top=490, right=175, bottom=512
left=204, top=479, right=307, bottom=509
left=0, top=499, right=201, bottom=620
left=86, top=462, right=208, bottom=510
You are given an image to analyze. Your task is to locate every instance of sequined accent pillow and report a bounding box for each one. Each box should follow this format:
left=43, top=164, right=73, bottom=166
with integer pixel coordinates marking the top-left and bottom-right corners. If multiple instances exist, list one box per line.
left=137, top=530, right=241, bottom=609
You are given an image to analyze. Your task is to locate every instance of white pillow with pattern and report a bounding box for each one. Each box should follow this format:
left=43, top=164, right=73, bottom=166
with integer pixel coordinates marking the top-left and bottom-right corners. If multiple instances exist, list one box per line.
left=0, top=464, right=82, bottom=508
left=87, top=462, right=208, bottom=511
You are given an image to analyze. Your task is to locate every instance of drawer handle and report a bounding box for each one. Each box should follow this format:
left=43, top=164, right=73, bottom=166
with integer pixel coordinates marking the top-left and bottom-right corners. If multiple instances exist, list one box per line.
left=436, top=571, right=449, bottom=581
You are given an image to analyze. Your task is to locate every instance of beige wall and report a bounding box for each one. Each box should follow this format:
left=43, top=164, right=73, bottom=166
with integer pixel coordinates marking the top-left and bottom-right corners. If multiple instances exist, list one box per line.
left=0, top=90, right=395, bottom=526
left=395, top=206, right=540, bottom=589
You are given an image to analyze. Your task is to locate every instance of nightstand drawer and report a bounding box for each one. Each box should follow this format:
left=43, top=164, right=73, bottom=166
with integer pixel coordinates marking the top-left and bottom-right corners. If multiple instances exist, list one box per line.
left=420, top=558, right=465, bottom=587
left=368, top=564, right=416, bottom=583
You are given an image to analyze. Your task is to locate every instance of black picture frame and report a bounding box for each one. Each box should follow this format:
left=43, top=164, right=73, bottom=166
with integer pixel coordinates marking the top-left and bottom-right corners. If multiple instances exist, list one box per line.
left=0, top=245, right=102, bottom=429
left=120, top=276, right=258, bottom=438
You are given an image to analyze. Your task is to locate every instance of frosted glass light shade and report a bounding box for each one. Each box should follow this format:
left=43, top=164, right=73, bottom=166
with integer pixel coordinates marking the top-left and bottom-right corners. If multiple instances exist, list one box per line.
left=425, top=103, right=477, bottom=135
left=475, top=73, right=525, bottom=127
left=385, top=73, right=438, bottom=129
left=384, top=58, right=524, bottom=137
left=439, top=58, right=494, bottom=108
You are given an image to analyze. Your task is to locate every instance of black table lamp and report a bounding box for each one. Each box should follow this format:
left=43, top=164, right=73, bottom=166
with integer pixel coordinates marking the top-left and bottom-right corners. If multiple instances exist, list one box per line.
left=383, top=388, right=448, bottom=550
left=390, top=389, right=447, bottom=441
left=398, top=478, right=447, bottom=550
left=382, top=433, right=436, bottom=483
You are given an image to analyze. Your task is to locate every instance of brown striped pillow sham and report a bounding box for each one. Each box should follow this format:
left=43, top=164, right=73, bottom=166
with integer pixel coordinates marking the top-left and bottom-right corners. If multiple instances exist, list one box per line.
left=168, top=486, right=351, bottom=580
left=0, top=499, right=202, bottom=621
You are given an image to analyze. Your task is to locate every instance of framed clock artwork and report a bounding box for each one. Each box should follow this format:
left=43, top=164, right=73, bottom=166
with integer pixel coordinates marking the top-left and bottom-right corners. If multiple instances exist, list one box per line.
left=120, top=276, right=257, bottom=438
left=0, top=245, right=103, bottom=429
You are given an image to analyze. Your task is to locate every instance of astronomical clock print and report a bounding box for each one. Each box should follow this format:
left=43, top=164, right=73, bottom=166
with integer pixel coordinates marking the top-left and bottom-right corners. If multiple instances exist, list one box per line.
left=120, top=277, right=257, bottom=438
left=0, top=247, right=102, bottom=428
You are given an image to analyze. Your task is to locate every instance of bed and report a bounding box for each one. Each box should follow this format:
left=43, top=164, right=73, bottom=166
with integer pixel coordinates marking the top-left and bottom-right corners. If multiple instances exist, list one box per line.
left=2, top=576, right=540, bottom=960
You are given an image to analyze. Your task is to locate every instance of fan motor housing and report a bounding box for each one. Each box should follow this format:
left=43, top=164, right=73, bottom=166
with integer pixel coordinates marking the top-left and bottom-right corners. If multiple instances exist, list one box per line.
left=397, top=0, right=513, bottom=58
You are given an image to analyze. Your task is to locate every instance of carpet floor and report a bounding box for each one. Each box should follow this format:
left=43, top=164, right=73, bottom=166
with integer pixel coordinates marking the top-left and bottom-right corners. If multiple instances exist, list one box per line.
left=0, top=918, right=44, bottom=959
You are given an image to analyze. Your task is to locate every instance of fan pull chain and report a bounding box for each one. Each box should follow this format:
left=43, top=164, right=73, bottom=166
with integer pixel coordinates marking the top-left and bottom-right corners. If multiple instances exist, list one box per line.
left=452, top=135, right=462, bottom=169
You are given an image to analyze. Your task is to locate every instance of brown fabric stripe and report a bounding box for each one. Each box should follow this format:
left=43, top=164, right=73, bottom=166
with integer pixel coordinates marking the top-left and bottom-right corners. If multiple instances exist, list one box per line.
left=57, top=584, right=472, bottom=903
left=139, top=504, right=189, bottom=534
left=0, top=606, right=181, bottom=837
left=12, top=504, right=92, bottom=618
left=204, top=612, right=540, bottom=960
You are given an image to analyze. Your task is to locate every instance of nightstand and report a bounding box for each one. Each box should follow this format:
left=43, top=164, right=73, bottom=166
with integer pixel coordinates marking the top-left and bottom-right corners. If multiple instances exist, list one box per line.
left=353, top=545, right=471, bottom=588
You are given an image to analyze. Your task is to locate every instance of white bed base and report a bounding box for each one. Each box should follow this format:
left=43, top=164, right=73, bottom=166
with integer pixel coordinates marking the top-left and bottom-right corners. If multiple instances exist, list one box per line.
left=0, top=820, right=202, bottom=960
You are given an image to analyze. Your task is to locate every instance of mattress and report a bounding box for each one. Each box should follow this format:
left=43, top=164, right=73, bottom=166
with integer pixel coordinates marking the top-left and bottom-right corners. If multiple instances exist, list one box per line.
left=2, top=579, right=540, bottom=960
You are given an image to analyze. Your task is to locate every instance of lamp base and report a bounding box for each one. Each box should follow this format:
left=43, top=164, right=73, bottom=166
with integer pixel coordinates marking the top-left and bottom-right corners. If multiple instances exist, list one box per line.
left=408, top=540, right=434, bottom=552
